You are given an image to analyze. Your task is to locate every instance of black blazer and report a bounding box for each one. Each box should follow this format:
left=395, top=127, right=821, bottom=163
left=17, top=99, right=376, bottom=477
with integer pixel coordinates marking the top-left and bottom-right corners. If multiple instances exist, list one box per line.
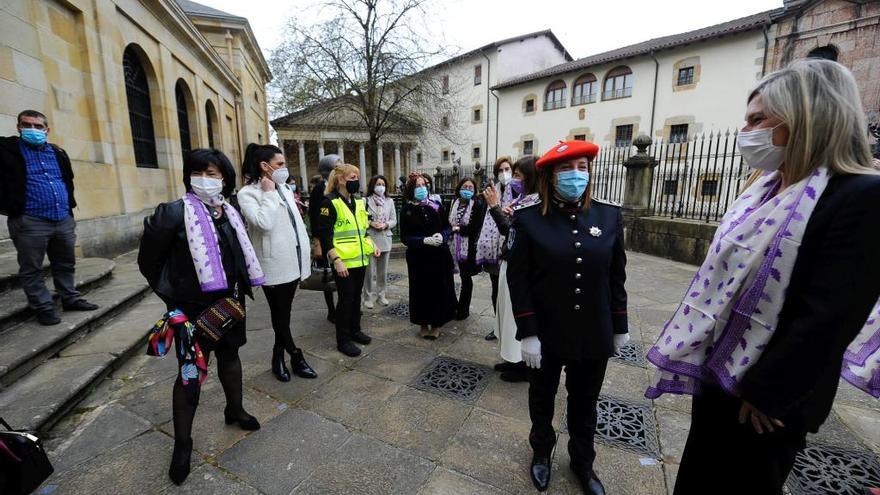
left=0, top=136, right=76, bottom=217
left=507, top=198, right=628, bottom=361
left=739, top=173, right=880, bottom=432
left=137, top=199, right=253, bottom=309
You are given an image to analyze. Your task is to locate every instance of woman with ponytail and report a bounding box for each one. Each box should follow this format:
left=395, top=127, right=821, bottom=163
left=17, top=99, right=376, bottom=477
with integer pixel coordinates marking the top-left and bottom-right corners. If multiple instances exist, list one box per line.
left=237, top=143, right=317, bottom=382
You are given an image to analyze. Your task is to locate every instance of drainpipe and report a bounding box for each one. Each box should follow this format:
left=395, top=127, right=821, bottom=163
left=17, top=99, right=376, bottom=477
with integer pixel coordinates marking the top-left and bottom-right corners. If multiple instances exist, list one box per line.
left=761, top=24, right=770, bottom=76
left=649, top=52, right=659, bottom=138
left=482, top=52, right=492, bottom=161
left=490, top=88, right=500, bottom=161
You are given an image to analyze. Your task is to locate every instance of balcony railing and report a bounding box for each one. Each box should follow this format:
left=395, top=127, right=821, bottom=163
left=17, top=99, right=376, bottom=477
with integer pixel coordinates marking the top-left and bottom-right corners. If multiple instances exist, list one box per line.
left=543, top=99, right=566, bottom=111
left=571, top=94, right=597, bottom=105
left=603, top=87, right=633, bottom=100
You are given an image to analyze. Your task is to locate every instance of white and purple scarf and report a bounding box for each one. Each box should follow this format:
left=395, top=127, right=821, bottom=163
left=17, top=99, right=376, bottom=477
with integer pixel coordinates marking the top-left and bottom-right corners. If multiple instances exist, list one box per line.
left=646, top=167, right=880, bottom=399
left=182, top=192, right=265, bottom=292
left=449, top=198, right=475, bottom=263
left=367, top=195, right=387, bottom=224
left=475, top=183, right=514, bottom=265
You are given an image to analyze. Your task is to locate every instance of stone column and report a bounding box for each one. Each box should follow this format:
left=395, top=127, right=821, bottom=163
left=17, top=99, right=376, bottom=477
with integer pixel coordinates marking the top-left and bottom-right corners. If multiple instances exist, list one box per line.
left=358, top=143, right=367, bottom=191
left=318, top=141, right=325, bottom=160
left=622, top=134, right=657, bottom=219
left=298, top=141, right=307, bottom=189
left=337, top=140, right=345, bottom=163
left=408, top=147, right=416, bottom=175
left=393, top=143, right=402, bottom=192
left=377, top=144, right=384, bottom=177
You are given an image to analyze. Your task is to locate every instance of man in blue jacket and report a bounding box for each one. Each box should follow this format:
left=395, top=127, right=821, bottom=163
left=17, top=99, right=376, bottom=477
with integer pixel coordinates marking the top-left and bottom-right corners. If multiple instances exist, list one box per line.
left=0, top=110, right=97, bottom=325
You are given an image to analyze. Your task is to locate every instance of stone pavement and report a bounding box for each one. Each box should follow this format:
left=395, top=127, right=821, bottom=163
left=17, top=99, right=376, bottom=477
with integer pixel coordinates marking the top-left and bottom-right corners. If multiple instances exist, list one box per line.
left=36, top=252, right=880, bottom=494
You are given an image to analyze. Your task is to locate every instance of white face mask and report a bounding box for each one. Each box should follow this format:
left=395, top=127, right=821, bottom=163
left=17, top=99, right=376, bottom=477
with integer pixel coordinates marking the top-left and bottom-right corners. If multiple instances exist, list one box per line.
left=270, top=166, right=289, bottom=185
left=190, top=176, right=224, bottom=204
left=498, top=171, right=512, bottom=185
left=374, top=185, right=386, bottom=196
left=737, top=125, right=786, bottom=172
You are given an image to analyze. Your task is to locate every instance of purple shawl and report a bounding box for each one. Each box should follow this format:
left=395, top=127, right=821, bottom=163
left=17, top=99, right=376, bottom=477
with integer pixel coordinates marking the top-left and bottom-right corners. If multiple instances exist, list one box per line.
left=449, top=198, right=475, bottom=263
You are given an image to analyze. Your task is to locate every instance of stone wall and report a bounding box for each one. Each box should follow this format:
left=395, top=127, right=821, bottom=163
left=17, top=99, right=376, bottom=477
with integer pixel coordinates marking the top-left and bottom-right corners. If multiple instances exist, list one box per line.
left=624, top=216, right=716, bottom=266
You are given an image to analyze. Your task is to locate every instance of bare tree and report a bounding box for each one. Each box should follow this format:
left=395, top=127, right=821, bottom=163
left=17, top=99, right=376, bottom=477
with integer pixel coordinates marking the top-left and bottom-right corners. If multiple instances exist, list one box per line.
left=268, top=0, right=461, bottom=174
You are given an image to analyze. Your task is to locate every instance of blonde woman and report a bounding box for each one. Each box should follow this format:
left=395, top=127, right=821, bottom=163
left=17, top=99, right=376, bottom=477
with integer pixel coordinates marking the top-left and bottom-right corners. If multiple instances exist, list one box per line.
left=315, top=164, right=381, bottom=357
left=646, top=59, right=880, bottom=494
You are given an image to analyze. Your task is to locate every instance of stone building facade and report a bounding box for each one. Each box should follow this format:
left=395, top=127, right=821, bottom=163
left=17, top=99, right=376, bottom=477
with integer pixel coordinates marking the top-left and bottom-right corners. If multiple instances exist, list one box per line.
left=0, top=0, right=270, bottom=256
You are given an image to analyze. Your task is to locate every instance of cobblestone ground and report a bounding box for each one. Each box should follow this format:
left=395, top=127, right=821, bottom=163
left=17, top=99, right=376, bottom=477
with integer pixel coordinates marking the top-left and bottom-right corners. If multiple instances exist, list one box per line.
left=38, top=252, right=880, bottom=494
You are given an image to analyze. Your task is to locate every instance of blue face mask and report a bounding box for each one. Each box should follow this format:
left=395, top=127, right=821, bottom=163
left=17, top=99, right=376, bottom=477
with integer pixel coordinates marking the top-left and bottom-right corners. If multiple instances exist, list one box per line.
left=459, top=189, right=474, bottom=201
left=20, top=128, right=47, bottom=147
left=289, top=183, right=297, bottom=192
left=414, top=186, right=428, bottom=201
left=555, top=170, right=590, bottom=202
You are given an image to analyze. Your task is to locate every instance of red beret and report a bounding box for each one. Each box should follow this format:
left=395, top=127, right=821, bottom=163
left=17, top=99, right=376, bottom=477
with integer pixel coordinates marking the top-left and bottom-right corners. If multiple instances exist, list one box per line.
left=535, top=140, right=600, bottom=169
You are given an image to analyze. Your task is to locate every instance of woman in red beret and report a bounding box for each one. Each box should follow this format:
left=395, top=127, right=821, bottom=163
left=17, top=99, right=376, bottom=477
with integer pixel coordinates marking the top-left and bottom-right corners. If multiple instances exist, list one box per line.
left=507, top=140, right=630, bottom=494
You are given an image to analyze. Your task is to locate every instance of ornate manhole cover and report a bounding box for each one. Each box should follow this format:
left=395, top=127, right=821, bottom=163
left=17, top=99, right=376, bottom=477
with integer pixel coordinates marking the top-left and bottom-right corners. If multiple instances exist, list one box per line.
left=612, top=340, right=646, bottom=367
left=384, top=301, right=409, bottom=318
left=413, top=357, right=490, bottom=402
left=589, top=396, right=660, bottom=458
left=786, top=444, right=880, bottom=495
left=387, top=272, right=405, bottom=282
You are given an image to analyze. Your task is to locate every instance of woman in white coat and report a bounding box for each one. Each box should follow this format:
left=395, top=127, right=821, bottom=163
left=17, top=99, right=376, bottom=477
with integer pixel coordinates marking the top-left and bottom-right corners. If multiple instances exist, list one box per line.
left=363, top=175, right=397, bottom=308
left=237, top=143, right=317, bottom=382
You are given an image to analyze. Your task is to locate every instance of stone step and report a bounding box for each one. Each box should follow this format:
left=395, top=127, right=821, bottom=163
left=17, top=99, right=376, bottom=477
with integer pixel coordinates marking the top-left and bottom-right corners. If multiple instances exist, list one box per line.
left=0, top=257, right=116, bottom=333
left=0, top=250, right=50, bottom=293
left=0, top=263, right=149, bottom=389
left=0, top=293, right=164, bottom=432
left=0, top=238, right=13, bottom=256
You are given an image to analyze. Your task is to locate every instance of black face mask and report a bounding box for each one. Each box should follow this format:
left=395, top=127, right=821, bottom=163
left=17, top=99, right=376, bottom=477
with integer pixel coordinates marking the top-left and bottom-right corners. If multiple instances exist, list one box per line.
left=346, top=179, right=361, bottom=194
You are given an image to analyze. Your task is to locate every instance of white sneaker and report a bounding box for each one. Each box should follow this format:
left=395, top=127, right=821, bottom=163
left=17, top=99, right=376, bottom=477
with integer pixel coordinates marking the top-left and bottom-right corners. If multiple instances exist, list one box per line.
left=364, top=299, right=375, bottom=309
left=378, top=296, right=390, bottom=306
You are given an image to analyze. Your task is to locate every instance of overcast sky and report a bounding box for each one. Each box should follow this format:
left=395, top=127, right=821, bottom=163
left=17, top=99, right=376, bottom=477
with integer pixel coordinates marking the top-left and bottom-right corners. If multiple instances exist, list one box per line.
left=195, top=0, right=783, bottom=61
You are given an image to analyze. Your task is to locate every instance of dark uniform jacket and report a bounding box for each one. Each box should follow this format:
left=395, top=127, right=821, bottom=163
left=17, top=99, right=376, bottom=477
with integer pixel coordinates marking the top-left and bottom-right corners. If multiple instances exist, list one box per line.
left=0, top=136, right=76, bottom=217
left=738, top=173, right=880, bottom=432
left=507, top=197, right=628, bottom=361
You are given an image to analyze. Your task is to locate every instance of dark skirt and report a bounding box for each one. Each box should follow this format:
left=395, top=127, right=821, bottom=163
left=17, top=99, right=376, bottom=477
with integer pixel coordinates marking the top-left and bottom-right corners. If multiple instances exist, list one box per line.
left=173, top=295, right=247, bottom=350
left=406, top=247, right=457, bottom=326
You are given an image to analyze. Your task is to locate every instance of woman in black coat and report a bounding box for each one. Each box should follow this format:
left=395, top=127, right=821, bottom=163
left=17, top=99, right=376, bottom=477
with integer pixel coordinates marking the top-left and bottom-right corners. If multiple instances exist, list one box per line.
left=449, top=177, right=486, bottom=320
left=137, top=149, right=263, bottom=486
left=399, top=173, right=457, bottom=339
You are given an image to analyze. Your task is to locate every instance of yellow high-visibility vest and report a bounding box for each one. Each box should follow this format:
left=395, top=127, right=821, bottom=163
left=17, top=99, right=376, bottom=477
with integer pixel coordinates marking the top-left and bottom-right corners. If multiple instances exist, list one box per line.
left=331, top=196, right=374, bottom=268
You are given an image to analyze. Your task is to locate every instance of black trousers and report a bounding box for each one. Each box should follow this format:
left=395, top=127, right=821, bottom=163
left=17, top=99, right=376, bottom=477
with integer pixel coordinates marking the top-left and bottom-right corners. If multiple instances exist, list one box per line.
left=529, top=353, right=607, bottom=468
left=457, top=273, right=473, bottom=317
left=489, top=273, right=499, bottom=313
left=334, top=266, right=366, bottom=344
left=262, top=280, right=300, bottom=352
left=674, top=384, right=806, bottom=495
left=314, top=255, right=336, bottom=316
left=7, top=215, right=80, bottom=312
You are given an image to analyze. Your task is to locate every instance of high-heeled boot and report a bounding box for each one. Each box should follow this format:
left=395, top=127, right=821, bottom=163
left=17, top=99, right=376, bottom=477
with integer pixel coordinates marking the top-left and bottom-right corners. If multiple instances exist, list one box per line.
left=289, top=348, right=318, bottom=379
left=272, top=347, right=291, bottom=382
left=224, top=406, right=261, bottom=431
left=168, top=438, right=193, bottom=485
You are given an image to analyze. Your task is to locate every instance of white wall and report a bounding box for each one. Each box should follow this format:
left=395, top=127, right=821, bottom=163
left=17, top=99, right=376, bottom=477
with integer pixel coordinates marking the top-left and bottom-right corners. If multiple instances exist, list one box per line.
left=496, top=36, right=569, bottom=83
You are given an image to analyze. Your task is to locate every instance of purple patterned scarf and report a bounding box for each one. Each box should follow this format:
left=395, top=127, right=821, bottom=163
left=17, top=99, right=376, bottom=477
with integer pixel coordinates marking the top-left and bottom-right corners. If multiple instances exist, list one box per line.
left=182, top=193, right=265, bottom=292
left=449, top=198, right=475, bottom=263
left=475, top=183, right=514, bottom=265
left=646, top=167, right=880, bottom=399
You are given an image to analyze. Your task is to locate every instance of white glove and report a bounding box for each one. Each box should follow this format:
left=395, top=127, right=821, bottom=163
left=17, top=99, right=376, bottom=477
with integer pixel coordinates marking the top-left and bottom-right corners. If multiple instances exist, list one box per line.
left=521, top=336, right=542, bottom=369
left=431, top=232, right=443, bottom=244
left=423, top=236, right=442, bottom=247
left=613, top=333, right=631, bottom=354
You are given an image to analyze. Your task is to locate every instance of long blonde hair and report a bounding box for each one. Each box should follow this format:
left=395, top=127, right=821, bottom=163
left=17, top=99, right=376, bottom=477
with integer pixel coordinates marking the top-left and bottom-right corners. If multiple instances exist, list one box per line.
left=325, top=163, right=360, bottom=195
left=749, top=59, right=875, bottom=185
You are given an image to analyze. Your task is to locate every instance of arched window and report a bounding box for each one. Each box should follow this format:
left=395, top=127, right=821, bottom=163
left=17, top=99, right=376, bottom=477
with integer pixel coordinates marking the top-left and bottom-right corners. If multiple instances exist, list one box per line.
left=603, top=66, right=633, bottom=100
left=572, top=74, right=597, bottom=105
left=544, top=80, right=566, bottom=111
left=123, top=46, right=157, bottom=168
left=205, top=100, right=218, bottom=149
left=808, top=45, right=838, bottom=61
left=175, top=80, right=192, bottom=154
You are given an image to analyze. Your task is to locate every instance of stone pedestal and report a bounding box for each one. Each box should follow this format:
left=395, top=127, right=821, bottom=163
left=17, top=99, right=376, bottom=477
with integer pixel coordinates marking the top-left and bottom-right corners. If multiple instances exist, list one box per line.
left=622, top=134, right=657, bottom=220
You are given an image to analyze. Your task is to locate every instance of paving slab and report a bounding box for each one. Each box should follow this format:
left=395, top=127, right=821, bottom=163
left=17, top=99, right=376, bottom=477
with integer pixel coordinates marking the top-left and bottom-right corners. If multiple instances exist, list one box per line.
left=117, top=375, right=177, bottom=426
left=601, top=360, right=650, bottom=403
left=299, top=369, right=401, bottom=429
left=218, top=408, right=351, bottom=495
left=443, top=332, right=503, bottom=368
left=551, top=436, right=667, bottom=495
left=655, top=408, right=691, bottom=465
left=247, top=355, right=342, bottom=404
left=291, top=433, right=435, bottom=495
left=416, top=467, right=506, bottom=495
left=833, top=404, right=880, bottom=454
left=352, top=341, right=437, bottom=384
left=160, top=463, right=262, bottom=494
left=475, top=373, right=566, bottom=427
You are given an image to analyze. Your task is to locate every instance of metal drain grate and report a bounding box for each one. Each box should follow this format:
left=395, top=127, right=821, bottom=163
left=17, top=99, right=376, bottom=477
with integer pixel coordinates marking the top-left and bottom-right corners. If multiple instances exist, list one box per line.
left=612, top=340, right=647, bottom=367
left=593, top=396, right=660, bottom=458
left=383, top=301, right=410, bottom=318
left=413, top=357, right=490, bottom=402
left=787, top=444, right=880, bottom=495
left=387, top=272, right=405, bottom=282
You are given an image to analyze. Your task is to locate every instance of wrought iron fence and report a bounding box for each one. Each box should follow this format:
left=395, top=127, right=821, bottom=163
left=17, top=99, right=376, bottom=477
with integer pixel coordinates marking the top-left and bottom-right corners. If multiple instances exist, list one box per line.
left=591, top=145, right=629, bottom=204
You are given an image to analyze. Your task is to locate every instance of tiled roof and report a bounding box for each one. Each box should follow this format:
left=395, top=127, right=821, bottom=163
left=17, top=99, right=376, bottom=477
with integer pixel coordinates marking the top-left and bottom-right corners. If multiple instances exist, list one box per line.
left=492, top=9, right=779, bottom=90
left=176, top=0, right=245, bottom=21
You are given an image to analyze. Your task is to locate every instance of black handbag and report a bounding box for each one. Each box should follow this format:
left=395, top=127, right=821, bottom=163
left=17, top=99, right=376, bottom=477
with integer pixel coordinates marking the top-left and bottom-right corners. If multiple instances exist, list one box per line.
left=0, top=418, right=54, bottom=495
left=299, top=262, right=337, bottom=292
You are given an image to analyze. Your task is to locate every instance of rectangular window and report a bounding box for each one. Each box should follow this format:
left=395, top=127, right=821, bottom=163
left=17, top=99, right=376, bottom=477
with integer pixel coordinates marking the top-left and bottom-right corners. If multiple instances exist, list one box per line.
left=670, top=124, right=689, bottom=143
left=416, top=152, right=422, bottom=164
left=523, top=140, right=534, bottom=155
left=701, top=179, right=719, bottom=197
left=473, top=147, right=481, bottom=159
left=474, top=65, right=482, bottom=86
left=663, top=179, right=678, bottom=196
left=677, top=67, right=695, bottom=86
left=574, top=134, right=586, bottom=141
left=442, top=75, right=449, bottom=94
left=442, top=150, right=449, bottom=162
left=615, top=124, right=634, bottom=147
left=441, top=115, right=449, bottom=129
left=525, top=98, right=535, bottom=113
left=473, top=108, right=481, bottom=122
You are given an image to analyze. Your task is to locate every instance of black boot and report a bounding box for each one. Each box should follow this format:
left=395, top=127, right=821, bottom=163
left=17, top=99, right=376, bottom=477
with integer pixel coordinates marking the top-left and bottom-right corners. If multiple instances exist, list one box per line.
left=337, top=340, right=361, bottom=357
left=224, top=407, right=260, bottom=431
left=168, top=438, right=193, bottom=485
left=571, top=464, right=606, bottom=495
left=530, top=454, right=552, bottom=492
left=272, top=347, right=291, bottom=382
left=484, top=330, right=497, bottom=341
left=351, top=330, right=372, bottom=345
left=289, top=348, right=318, bottom=379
